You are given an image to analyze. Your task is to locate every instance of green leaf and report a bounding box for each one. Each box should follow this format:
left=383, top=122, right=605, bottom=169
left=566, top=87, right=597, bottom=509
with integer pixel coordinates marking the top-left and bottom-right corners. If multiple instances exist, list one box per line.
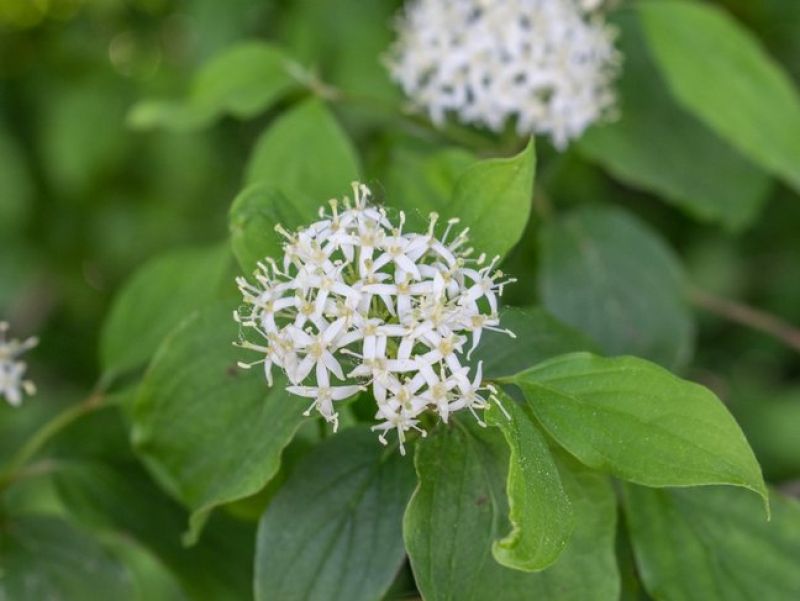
left=579, top=11, right=770, bottom=230
left=255, top=427, right=415, bottom=601
left=538, top=206, right=694, bottom=369
left=638, top=0, right=800, bottom=193
left=404, top=419, right=619, bottom=601
left=624, top=485, right=800, bottom=601
left=229, top=184, right=311, bottom=274
left=382, top=139, right=477, bottom=231
left=0, top=515, right=134, bottom=600
left=508, top=353, right=768, bottom=507
left=245, top=98, right=361, bottom=201
left=550, top=459, right=620, bottom=601
left=100, top=243, right=233, bottom=379
left=132, top=303, right=307, bottom=543
left=471, top=306, right=599, bottom=380
left=485, top=393, right=574, bottom=571
left=450, top=138, right=536, bottom=260
left=129, top=42, right=301, bottom=131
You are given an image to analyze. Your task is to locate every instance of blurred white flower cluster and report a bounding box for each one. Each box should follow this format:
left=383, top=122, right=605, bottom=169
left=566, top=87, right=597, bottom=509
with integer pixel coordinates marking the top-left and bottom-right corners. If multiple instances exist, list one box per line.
left=0, top=322, right=38, bottom=407
left=235, top=183, right=514, bottom=453
left=387, top=0, right=620, bottom=149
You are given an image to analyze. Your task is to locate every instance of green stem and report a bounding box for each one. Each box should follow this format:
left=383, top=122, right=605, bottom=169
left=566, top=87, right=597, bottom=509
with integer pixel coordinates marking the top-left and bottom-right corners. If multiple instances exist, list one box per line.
left=0, top=391, right=105, bottom=494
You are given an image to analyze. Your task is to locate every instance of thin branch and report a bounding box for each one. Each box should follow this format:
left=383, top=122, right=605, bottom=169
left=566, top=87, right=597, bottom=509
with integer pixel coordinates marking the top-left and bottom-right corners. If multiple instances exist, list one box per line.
left=690, top=287, right=800, bottom=354
left=0, top=391, right=106, bottom=493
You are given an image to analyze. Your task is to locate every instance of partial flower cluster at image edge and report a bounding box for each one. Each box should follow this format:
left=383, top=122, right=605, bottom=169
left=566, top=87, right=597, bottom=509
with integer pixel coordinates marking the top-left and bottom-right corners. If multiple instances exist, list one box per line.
left=0, top=322, right=38, bottom=407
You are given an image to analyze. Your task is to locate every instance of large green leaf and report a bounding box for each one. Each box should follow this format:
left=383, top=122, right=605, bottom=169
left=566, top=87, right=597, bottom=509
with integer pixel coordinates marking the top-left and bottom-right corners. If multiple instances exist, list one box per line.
left=404, top=418, right=619, bottom=601
left=508, top=353, right=768, bottom=506
left=485, top=394, right=574, bottom=571
left=100, top=244, right=233, bottom=378
left=129, top=42, right=301, bottom=131
left=450, top=138, right=536, bottom=260
left=245, top=98, right=361, bottom=201
left=624, top=485, right=800, bottom=601
left=133, top=303, right=307, bottom=543
left=471, top=306, right=598, bottom=380
left=579, top=11, right=770, bottom=230
left=638, top=0, right=800, bottom=193
left=255, top=427, right=415, bottom=601
left=538, top=206, right=693, bottom=369
left=0, top=515, right=133, bottom=600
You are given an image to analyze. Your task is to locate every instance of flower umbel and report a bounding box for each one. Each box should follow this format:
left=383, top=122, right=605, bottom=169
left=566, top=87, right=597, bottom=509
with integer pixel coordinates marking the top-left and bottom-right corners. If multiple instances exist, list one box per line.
left=387, top=0, right=620, bottom=149
left=235, top=183, right=514, bottom=453
left=0, top=322, right=38, bottom=407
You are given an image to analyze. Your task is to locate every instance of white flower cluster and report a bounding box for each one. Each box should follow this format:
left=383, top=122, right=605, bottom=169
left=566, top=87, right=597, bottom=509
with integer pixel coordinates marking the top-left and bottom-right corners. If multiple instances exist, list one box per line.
left=0, top=322, right=38, bottom=407
left=235, top=183, right=514, bottom=453
left=387, top=0, right=620, bottom=149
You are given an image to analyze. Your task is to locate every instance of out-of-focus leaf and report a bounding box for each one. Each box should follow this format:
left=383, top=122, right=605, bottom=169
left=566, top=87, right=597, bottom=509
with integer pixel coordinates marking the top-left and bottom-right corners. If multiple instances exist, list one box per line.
left=51, top=408, right=254, bottom=601
left=624, top=485, right=800, bottom=601
left=580, top=11, right=770, bottom=230
left=278, top=0, right=399, bottom=101
left=539, top=206, right=693, bottom=369
left=100, top=244, right=233, bottom=379
left=404, top=418, right=619, bottom=601
left=55, top=460, right=255, bottom=601
left=485, top=394, right=574, bottom=572
left=509, top=353, right=768, bottom=506
left=0, top=515, right=134, bottom=600
left=0, top=126, right=33, bottom=237
left=638, top=0, right=800, bottom=193
left=129, top=42, right=301, bottom=131
left=255, top=428, right=414, bottom=601
left=133, top=303, right=307, bottom=543
left=730, top=386, right=800, bottom=481
left=450, top=139, right=535, bottom=260
left=245, top=98, right=361, bottom=201
left=471, top=306, right=599, bottom=380
left=38, top=79, right=129, bottom=196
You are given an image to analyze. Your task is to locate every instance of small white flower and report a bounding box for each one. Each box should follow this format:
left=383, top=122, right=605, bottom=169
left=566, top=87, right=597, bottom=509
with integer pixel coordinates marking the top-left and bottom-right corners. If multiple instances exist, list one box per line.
left=387, top=0, right=621, bottom=149
left=235, top=183, right=515, bottom=454
left=0, top=322, right=38, bottom=407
